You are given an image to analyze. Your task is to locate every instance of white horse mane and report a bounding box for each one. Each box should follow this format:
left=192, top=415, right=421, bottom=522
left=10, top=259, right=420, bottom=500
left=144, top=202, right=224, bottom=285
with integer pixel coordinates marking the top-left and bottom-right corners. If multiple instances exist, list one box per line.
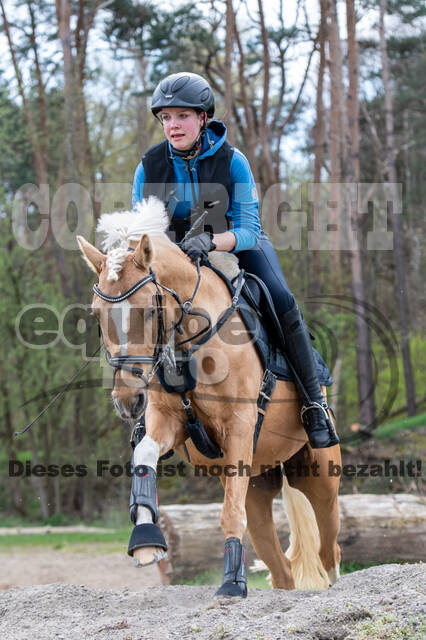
left=96, top=197, right=169, bottom=281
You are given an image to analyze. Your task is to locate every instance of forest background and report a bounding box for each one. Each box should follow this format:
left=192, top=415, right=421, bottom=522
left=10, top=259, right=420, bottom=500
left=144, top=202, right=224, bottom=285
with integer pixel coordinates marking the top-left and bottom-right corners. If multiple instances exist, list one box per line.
left=0, top=0, right=424, bottom=522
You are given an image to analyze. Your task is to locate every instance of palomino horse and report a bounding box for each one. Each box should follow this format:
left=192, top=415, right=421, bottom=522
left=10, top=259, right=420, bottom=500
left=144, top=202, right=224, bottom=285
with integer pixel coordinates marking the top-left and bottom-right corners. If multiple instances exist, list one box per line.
left=77, top=198, right=341, bottom=597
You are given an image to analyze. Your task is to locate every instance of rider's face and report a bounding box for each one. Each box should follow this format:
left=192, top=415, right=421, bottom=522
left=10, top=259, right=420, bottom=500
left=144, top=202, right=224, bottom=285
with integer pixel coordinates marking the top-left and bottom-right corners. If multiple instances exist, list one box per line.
left=159, top=107, right=205, bottom=152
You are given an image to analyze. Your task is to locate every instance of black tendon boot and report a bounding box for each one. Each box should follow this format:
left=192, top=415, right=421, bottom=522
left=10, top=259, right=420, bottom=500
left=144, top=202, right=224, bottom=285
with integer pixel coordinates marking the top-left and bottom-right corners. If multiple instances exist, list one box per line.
left=279, top=303, right=340, bottom=448
left=215, top=537, right=247, bottom=598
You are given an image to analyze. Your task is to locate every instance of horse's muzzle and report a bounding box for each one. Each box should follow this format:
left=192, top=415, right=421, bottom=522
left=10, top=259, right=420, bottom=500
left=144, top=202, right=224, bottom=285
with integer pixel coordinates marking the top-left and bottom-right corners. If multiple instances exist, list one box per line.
left=112, top=391, right=147, bottom=421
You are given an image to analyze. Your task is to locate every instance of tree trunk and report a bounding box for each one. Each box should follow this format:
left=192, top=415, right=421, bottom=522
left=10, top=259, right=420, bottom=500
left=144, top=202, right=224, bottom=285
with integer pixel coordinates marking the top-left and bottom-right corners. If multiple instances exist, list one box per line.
left=1, top=0, right=72, bottom=295
left=327, top=0, right=344, bottom=292
left=345, top=0, right=377, bottom=433
left=0, top=0, right=48, bottom=186
left=0, top=382, right=27, bottom=516
left=224, top=0, right=234, bottom=144
left=160, top=494, right=426, bottom=581
left=257, top=0, right=275, bottom=190
left=56, top=0, right=76, bottom=180
left=310, top=0, right=327, bottom=299
left=56, top=0, right=96, bottom=186
left=135, top=55, right=151, bottom=154
left=28, top=430, right=50, bottom=520
left=379, top=0, right=416, bottom=416
left=27, top=0, right=49, bottom=160
left=232, top=9, right=258, bottom=182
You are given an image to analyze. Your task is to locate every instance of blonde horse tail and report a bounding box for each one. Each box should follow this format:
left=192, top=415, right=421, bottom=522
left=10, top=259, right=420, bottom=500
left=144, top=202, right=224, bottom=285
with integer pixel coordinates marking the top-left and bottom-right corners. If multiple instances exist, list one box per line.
left=282, top=475, right=329, bottom=589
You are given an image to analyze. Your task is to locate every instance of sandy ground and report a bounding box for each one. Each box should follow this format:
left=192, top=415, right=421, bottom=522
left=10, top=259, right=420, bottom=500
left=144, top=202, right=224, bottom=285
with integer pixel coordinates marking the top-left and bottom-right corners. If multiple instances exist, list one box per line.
left=0, top=550, right=163, bottom=591
left=0, top=563, right=424, bottom=640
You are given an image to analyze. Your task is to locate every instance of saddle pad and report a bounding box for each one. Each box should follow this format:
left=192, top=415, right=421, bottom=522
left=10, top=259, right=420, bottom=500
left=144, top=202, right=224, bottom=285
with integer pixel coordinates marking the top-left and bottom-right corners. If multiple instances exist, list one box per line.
left=237, top=298, right=332, bottom=385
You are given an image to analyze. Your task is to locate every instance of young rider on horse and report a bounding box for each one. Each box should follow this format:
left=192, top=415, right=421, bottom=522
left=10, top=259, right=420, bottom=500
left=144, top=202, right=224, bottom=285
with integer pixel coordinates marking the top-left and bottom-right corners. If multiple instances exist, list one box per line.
left=132, top=72, right=339, bottom=449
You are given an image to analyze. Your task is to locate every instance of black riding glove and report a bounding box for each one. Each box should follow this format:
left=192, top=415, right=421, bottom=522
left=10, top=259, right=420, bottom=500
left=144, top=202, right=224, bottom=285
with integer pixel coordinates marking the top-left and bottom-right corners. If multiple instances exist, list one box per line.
left=181, top=232, right=216, bottom=263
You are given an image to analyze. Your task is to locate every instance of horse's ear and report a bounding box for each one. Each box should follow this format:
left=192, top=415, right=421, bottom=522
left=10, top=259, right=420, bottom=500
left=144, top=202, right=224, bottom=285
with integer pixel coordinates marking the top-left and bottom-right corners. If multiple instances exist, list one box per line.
left=133, top=234, right=153, bottom=270
left=76, top=235, right=105, bottom=275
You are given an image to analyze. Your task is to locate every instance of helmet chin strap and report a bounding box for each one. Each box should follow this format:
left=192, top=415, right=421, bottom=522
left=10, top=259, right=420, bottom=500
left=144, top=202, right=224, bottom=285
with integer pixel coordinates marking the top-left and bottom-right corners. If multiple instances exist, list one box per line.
left=170, top=112, right=207, bottom=160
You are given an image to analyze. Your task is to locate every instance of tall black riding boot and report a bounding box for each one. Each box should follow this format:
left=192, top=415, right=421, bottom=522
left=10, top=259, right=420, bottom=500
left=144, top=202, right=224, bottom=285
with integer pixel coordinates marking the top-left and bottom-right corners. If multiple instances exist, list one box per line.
left=279, top=303, right=340, bottom=448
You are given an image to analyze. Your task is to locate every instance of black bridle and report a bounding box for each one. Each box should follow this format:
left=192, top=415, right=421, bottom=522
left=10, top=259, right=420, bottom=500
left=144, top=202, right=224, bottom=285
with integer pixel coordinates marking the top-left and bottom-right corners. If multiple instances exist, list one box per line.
left=93, top=254, right=211, bottom=387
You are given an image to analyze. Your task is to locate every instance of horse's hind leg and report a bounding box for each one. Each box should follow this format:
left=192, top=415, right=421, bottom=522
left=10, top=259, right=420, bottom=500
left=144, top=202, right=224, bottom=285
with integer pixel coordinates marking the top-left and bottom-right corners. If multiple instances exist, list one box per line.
left=283, top=444, right=341, bottom=584
left=245, top=465, right=295, bottom=589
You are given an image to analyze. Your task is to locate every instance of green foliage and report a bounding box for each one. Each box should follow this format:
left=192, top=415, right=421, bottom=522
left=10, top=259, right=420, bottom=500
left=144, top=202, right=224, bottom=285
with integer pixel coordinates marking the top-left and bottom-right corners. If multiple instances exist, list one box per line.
left=359, top=28, right=425, bottom=332
left=148, top=5, right=218, bottom=80
left=375, top=410, right=426, bottom=439
left=44, top=88, right=66, bottom=186
left=0, top=81, right=35, bottom=195
left=184, top=568, right=271, bottom=589
left=373, top=334, right=426, bottom=426
left=184, top=561, right=403, bottom=588
left=43, top=513, right=73, bottom=526
left=353, top=613, right=425, bottom=640
left=104, top=0, right=155, bottom=46
left=104, top=2, right=216, bottom=84
left=0, top=529, right=131, bottom=552
left=0, top=212, right=125, bottom=520
left=387, top=0, right=426, bottom=20
left=340, top=560, right=394, bottom=574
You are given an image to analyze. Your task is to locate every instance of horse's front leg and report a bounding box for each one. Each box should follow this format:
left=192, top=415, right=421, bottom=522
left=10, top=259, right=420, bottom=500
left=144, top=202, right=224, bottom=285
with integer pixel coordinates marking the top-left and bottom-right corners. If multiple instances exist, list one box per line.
left=215, top=418, right=255, bottom=599
left=128, top=407, right=179, bottom=567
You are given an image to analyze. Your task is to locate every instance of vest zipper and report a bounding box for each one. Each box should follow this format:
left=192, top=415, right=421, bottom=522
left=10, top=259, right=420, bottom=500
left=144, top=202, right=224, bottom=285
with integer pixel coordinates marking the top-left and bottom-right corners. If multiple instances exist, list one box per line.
left=186, top=159, right=198, bottom=209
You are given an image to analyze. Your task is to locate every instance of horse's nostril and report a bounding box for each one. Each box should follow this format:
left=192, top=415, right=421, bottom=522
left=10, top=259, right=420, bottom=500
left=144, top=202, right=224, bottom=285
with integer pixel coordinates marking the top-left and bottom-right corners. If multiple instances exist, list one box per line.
left=131, top=393, right=147, bottom=419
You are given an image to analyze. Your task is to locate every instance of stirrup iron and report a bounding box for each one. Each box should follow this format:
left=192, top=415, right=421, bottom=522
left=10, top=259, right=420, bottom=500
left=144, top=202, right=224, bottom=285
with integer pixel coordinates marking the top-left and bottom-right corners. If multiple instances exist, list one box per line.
left=301, top=401, right=340, bottom=448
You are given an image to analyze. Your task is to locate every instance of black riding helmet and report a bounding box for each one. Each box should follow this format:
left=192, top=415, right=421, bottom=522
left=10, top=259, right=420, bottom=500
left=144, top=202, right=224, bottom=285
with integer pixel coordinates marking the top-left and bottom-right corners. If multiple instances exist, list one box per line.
left=151, top=72, right=215, bottom=118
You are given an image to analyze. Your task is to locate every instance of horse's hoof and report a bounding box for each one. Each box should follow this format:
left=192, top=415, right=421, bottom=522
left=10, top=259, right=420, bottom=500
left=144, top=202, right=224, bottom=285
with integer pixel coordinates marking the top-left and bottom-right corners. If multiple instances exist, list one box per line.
left=127, top=523, right=167, bottom=558
left=133, top=546, right=167, bottom=567
left=214, top=582, right=247, bottom=599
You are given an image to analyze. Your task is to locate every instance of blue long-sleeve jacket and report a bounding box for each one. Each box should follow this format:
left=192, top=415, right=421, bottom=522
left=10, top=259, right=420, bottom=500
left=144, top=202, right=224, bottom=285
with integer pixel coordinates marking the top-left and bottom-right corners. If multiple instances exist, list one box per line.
left=132, top=121, right=261, bottom=252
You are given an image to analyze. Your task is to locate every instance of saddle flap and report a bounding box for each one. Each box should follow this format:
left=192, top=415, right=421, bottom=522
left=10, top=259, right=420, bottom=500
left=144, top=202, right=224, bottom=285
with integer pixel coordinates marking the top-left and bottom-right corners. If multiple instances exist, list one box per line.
left=241, top=278, right=262, bottom=317
left=240, top=272, right=285, bottom=344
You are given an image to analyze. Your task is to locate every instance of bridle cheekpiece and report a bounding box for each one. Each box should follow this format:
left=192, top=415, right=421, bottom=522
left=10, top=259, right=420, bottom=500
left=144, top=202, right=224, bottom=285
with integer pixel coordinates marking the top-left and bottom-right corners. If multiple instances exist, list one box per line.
left=92, top=252, right=210, bottom=388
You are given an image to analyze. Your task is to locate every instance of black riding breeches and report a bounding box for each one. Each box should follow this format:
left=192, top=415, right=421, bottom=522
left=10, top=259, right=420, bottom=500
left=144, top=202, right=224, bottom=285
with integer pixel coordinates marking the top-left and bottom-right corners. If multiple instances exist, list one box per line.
left=236, top=231, right=295, bottom=316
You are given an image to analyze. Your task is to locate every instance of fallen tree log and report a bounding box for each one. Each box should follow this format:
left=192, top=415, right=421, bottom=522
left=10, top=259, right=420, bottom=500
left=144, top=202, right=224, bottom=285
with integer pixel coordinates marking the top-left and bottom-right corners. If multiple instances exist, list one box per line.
left=159, top=493, right=426, bottom=581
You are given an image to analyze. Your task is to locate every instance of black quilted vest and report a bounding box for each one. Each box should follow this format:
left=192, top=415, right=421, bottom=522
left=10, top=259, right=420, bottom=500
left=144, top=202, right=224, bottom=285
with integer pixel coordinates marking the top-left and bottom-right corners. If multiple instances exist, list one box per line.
left=141, top=126, right=234, bottom=241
